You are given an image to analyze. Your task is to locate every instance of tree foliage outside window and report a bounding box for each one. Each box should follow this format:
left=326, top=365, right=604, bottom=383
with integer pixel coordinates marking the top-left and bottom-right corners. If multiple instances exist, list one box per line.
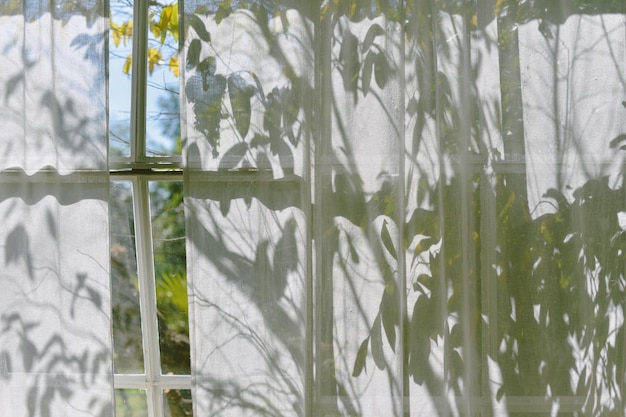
left=110, top=2, right=190, bottom=416
left=111, top=0, right=180, bottom=76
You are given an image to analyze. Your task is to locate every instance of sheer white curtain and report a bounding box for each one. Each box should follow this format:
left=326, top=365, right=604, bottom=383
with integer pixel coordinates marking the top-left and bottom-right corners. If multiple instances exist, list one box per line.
left=182, top=4, right=312, bottom=414
left=4, top=0, right=625, bottom=416
left=0, top=2, right=112, bottom=417
left=183, top=1, right=626, bottom=416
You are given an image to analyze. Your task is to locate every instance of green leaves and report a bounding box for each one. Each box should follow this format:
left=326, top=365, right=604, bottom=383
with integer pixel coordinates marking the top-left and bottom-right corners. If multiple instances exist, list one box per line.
left=156, top=272, right=188, bottom=315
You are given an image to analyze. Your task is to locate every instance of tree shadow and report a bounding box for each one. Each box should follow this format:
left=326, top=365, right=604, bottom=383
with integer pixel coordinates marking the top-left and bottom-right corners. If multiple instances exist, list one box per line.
left=0, top=3, right=111, bottom=416
left=0, top=1, right=107, bottom=172
left=0, top=178, right=112, bottom=417
left=182, top=1, right=626, bottom=416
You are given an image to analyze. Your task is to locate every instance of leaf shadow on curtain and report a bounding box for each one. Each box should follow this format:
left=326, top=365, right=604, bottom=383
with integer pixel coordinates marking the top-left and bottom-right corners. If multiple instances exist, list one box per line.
left=183, top=4, right=315, bottom=415
left=0, top=178, right=111, bottom=417
left=183, top=1, right=626, bottom=416
left=185, top=150, right=308, bottom=415
left=0, top=1, right=107, bottom=172
left=0, top=2, right=111, bottom=416
left=399, top=2, right=626, bottom=416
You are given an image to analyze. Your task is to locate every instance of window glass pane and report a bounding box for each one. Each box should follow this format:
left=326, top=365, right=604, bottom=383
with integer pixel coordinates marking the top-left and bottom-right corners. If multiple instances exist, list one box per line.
left=109, top=0, right=134, bottom=157
left=146, top=1, right=180, bottom=156
left=164, top=389, right=193, bottom=417
left=115, top=389, right=148, bottom=417
left=110, top=181, right=144, bottom=373
left=149, top=180, right=190, bottom=374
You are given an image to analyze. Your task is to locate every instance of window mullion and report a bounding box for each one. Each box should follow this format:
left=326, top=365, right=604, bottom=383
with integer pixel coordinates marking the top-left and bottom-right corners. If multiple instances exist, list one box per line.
left=130, top=0, right=149, bottom=162
left=132, top=176, right=164, bottom=417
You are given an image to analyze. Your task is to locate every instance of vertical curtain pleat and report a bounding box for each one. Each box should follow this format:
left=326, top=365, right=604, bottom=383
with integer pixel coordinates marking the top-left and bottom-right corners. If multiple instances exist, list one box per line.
left=520, top=14, right=626, bottom=215
left=185, top=178, right=308, bottom=415
left=183, top=1, right=626, bottom=416
left=182, top=4, right=312, bottom=416
left=0, top=2, right=111, bottom=416
left=314, top=11, right=406, bottom=416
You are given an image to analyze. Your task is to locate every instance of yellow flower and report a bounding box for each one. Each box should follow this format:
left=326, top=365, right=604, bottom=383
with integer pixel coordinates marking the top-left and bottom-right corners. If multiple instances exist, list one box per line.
left=169, top=56, right=179, bottom=77
left=148, top=48, right=163, bottom=74
left=123, top=54, right=132, bottom=75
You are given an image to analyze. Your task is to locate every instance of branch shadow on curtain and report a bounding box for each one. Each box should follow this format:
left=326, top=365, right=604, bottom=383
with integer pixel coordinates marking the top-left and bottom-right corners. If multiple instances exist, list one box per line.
left=0, top=2, right=111, bottom=416
left=181, top=0, right=626, bottom=416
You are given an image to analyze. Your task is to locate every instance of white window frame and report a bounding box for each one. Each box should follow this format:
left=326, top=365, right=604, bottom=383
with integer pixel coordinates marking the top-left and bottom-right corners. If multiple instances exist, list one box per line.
left=109, top=0, right=190, bottom=415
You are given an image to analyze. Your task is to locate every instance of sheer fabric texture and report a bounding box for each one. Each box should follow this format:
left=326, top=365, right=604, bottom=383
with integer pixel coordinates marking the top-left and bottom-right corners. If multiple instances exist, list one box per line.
left=0, top=2, right=111, bottom=417
left=1, top=0, right=626, bottom=416
left=182, top=1, right=626, bottom=416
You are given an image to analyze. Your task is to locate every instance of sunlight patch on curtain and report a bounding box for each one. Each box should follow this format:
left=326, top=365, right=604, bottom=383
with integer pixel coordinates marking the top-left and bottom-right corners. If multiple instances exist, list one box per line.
left=182, top=1, right=626, bottom=416
left=0, top=2, right=111, bottom=416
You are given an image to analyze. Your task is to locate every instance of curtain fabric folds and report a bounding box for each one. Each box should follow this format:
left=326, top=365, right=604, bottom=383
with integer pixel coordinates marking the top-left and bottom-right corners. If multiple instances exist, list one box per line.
left=2, top=0, right=626, bottom=416
left=0, top=2, right=111, bottom=417
left=182, top=1, right=626, bottom=416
